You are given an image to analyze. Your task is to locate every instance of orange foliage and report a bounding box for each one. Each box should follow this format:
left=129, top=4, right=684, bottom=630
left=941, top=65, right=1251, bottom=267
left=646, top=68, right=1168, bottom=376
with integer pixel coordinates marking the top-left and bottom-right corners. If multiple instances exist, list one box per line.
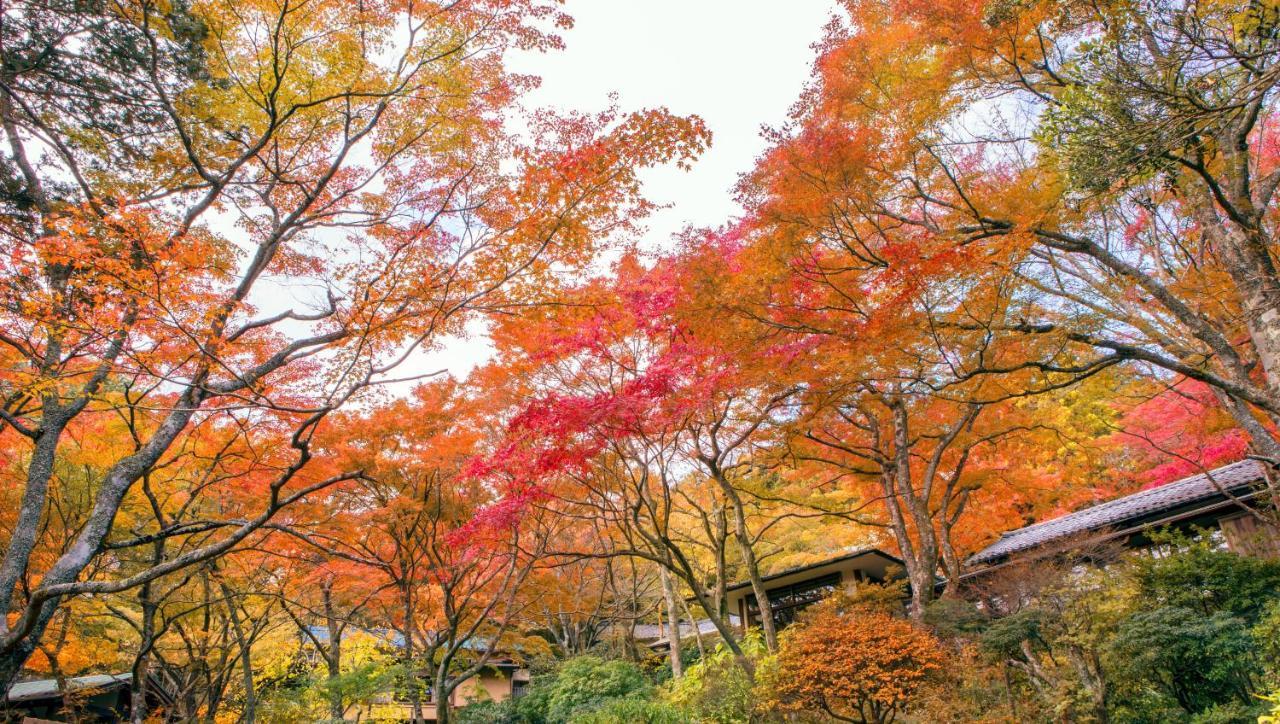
left=767, top=602, right=946, bottom=723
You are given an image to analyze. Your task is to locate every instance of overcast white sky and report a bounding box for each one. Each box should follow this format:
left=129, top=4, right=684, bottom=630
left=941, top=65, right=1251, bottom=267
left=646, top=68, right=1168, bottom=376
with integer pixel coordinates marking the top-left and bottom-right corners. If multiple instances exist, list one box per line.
left=514, top=0, right=836, bottom=251
left=426, top=0, right=838, bottom=377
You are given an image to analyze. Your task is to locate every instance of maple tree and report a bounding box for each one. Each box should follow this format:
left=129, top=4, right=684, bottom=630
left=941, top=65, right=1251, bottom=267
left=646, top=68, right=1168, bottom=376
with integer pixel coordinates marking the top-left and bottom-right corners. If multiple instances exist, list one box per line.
left=739, top=0, right=1280, bottom=519
left=294, top=382, right=554, bottom=724
left=3, top=0, right=1277, bottom=719
left=519, top=554, right=646, bottom=659
left=644, top=230, right=1119, bottom=614
left=475, top=252, right=879, bottom=658
left=0, top=0, right=706, bottom=688
left=277, top=554, right=389, bottom=721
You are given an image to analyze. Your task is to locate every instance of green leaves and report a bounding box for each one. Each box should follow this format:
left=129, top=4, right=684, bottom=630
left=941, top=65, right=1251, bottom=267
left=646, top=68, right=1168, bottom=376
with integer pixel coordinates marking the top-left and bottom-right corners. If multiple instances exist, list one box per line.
left=1128, top=531, right=1280, bottom=618
left=513, top=656, right=653, bottom=724
left=1107, top=606, right=1259, bottom=715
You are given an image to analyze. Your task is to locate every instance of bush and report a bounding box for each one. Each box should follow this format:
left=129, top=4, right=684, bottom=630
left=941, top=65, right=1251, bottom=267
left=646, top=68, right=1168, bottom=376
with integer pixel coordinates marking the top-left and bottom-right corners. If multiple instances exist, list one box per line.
left=509, top=655, right=652, bottom=723
left=456, top=699, right=522, bottom=724
left=1188, top=699, right=1268, bottom=724
left=667, top=632, right=768, bottom=724
left=570, top=697, right=686, bottom=724
left=945, top=532, right=1280, bottom=722
left=762, top=601, right=945, bottom=724
left=1107, top=606, right=1260, bottom=716
left=1130, top=532, right=1280, bottom=618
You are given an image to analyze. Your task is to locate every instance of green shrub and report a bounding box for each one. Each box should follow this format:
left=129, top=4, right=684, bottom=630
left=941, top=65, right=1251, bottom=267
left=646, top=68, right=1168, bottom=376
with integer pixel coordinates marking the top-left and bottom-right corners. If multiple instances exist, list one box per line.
left=570, top=697, right=686, bottom=723
left=1254, top=597, right=1280, bottom=667
left=938, top=532, right=1280, bottom=721
left=513, top=655, right=651, bottom=723
left=1107, top=606, right=1259, bottom=715
left=1187, top=699, right=1267, bottom=724
left=456, top=699, right=522, bottom=724
left=1130, top=532, right=1280, bottom=618
left=512, top=684, right=551, bottom=724
left=922, top=597, right=988, bottom=639
left=667, top=632, right=767, bottom=724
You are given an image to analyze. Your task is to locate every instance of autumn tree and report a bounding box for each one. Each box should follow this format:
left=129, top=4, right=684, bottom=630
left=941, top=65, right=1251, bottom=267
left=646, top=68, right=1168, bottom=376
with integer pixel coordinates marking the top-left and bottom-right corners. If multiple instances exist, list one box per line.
left=276, top=554, right=390, bottom=721
left=648, top=229, right=1118, bottom=613
left=477, top=254, right=851, bottom=659
left=519, top=542, right=658, bottom=659
left=473, top=292, right=747, bottom=665
left=0, top=0, right=706, bottom=687
left=740, top=0, right=1280, bottom=521
left=765, top=598, right=946, bottom=723
left=284, top=381, right=551, bottom=724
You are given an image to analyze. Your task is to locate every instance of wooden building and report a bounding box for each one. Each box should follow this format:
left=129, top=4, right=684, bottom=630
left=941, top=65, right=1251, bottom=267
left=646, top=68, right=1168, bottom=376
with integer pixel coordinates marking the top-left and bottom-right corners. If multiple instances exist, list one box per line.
left=967, top=458, right=1280, bottom=576
left=3, top=673, right=134, bottom=723
left=723, top=548, right=905, bottom=630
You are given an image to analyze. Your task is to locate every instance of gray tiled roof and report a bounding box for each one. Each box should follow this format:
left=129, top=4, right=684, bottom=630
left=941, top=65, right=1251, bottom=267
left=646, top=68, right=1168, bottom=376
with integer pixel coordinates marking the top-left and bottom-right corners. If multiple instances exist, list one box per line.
left=8, top=673, right=131, bottom=702
left=633, top=616, right=740, bottom=642
left=969, top=459, right=1267, bottom=566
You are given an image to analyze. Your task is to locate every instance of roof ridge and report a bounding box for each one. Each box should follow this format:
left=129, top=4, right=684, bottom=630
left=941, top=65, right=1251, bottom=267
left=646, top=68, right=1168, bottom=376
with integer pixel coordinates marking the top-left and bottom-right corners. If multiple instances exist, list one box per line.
left=968, top=459, right=1266, bottom=565
left=1005, top=459, right=1262, bottom=534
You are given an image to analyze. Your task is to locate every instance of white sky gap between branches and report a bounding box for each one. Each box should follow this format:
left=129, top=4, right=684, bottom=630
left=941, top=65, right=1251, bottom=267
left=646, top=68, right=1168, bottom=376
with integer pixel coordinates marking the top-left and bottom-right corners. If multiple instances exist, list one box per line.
left=420, top=0, right=838, bottom=379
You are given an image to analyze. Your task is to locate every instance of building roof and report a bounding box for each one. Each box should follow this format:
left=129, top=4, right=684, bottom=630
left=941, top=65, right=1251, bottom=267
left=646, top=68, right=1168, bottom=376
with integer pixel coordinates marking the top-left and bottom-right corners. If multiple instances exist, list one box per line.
left=969, top=459, right=1268, bottom=566
left=633, top=616, right=740, bottom=644
left=8, top=673, right=132, bottom=702
left=722, top=546, right=903, bottom=594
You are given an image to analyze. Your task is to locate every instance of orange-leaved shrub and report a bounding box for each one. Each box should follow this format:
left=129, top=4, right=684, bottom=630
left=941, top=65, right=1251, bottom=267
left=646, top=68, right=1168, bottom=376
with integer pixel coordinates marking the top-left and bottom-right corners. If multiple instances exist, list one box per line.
left=763, top=597, right=946, bottom=723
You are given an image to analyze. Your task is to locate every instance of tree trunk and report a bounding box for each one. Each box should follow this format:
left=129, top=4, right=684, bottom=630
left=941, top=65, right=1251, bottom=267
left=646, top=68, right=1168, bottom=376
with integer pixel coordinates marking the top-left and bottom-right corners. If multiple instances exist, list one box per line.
left=712, top=507, right=729, bottom=620
left=0, top=415, right=68, bottom=646
left=1217, top=221, right=1280, bottom=396
left=880, top=471, right=935, bottom=618
left=889, top=403, right=939, bottom=618
left=1067, top=645, right=1109, bottom=724
left=219, top=582, right=256, bottom=724
left=660, top=568, right=684, bottom=678
left=707, top=467, right=778, bottom=650
left=680, top=594, right=707, bottom=658
left=323, top=581, right=344, bottom=721
left=434, top=668, right=452, bottom=724
left=400, top=583, right=424, bottom=724
left=130, top=574, right=159, bottom=724
left=733, top=527, right=778, bottom=649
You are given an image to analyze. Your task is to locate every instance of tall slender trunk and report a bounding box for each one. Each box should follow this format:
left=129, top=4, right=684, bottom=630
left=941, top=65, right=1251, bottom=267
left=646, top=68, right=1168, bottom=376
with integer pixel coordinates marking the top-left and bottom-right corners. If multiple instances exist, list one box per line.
left=890, top=403, right=939, bottom=618
left=712, top=507, right=729, bottom=620
left=400, top=582, right=424, bottom=724
left=1219, top=224, right=1280, bottom=394
left=322, top=581, right=344, bottom=721
left=732, top=523, right=777, bottom=649
left=707, top=467, right=778, bottom=650
left=660, top=568, right=683, bottom=678
left=130, top=555, right=160, bottom=724
left=938, top=511, right=965, bottom=586
left=879, top=462, right=935, bottom=619
left=679, top=594, right=707, bottom=659
left=0, top=412, right=69, bottom=648
left=663, top=547, right=748, bottom=664
left=220, top=583, right=256, bottom=724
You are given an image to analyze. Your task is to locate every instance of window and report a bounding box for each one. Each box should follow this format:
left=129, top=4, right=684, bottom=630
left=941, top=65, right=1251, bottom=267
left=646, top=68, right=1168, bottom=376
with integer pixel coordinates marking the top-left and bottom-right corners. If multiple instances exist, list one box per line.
left=744, top=573, right=843, bottom=629
left=512, top=679, right=529, bottom=699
